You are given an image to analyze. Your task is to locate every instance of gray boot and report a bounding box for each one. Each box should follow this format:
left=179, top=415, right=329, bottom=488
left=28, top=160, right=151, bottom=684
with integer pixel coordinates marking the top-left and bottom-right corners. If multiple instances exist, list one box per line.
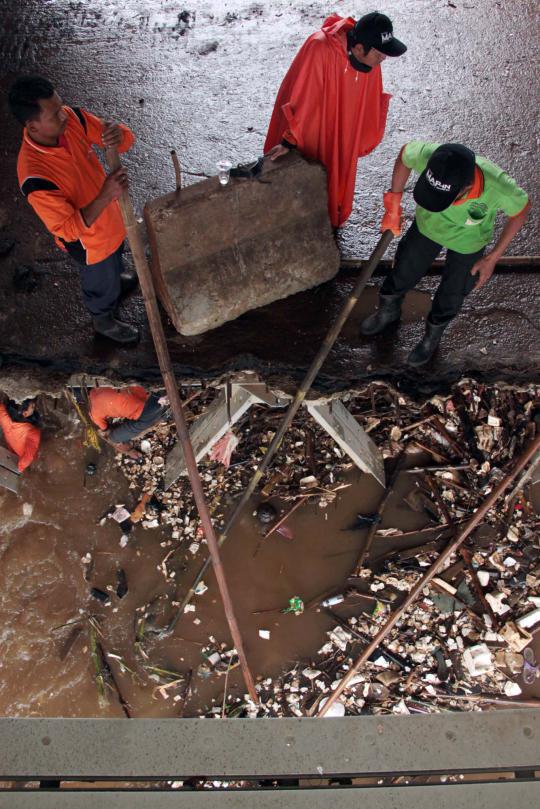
left=407, top=320, right=447, bottom=367
left=93, top=313, right=139, bottom=345
left=360, top=293, right=403, bottom=336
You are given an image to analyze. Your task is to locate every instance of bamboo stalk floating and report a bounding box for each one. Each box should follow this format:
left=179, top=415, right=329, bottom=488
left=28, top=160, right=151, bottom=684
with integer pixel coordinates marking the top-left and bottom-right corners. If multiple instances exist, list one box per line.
left=317, top=434, right=540, bottom=717
left=402, top=463, right=472, bottom=474
left=353, top=448, right=407, bottom=573
left=431, top=693, right=540, bottom=709
left=105, top=147, right=257, bottom=704
left=171, top=231, right=394, bottom=623
left=504, top=446, right=540, bottom=502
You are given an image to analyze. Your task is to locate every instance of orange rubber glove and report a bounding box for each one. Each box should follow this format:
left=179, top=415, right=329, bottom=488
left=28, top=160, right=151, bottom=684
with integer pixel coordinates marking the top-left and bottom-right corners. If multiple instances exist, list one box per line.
left=381, top=191, right=403, bottom=236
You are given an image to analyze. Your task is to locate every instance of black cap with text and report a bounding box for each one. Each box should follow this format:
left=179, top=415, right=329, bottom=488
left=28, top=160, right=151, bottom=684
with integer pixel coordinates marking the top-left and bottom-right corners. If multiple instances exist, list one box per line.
left=413, top=144, right=476, bottom=212
left=352, top=12, right=407, bottom=57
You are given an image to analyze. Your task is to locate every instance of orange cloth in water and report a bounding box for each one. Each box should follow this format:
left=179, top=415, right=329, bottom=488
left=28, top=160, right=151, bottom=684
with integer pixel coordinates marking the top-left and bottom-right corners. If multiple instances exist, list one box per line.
left=264, top=14, right=391, bottom=227
left=0, top=403, right=41, bottom=472
left=89, top=386, right=149, bottom=430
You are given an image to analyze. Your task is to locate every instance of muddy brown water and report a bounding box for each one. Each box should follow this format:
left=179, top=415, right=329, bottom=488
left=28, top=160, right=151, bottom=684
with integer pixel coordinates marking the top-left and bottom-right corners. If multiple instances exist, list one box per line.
left=0, top=405, right=384, bottom=718
left=1, top=401, right=539, bottom=719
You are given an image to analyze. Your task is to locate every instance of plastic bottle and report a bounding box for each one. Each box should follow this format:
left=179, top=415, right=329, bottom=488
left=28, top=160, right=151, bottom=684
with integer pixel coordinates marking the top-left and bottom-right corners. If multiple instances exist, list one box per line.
left=321, top=594, right=345, bottom=607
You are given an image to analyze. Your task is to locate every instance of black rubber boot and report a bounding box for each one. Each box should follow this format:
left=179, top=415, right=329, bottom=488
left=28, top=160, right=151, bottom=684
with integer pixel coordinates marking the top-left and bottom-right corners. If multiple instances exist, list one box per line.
left=92, top=313, right=139, bottom=345
left=407, top=320, right=447, bottom=367
left=360, top=293, right=403, bottom=336
left=119, top=267, right=139, bottom=298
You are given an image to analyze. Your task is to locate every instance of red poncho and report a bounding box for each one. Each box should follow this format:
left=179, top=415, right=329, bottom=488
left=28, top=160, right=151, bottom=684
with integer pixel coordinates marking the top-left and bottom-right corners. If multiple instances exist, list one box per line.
left=265, top=15, right=391, bottom=227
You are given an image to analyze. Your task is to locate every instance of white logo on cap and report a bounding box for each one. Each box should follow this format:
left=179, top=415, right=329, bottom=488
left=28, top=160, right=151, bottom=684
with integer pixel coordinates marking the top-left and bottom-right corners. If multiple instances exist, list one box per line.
left=426, top=168, right=451, bottom=192
left=381, top=32, right=393, bottom=42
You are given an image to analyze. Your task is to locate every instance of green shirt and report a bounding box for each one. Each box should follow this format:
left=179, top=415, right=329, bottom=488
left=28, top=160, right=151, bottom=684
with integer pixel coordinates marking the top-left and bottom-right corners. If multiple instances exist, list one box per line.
left=402, top=141, right=529, bottom=254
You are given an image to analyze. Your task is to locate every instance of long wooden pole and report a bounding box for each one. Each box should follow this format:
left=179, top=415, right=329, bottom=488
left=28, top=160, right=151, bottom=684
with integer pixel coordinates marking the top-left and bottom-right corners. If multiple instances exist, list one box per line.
left=165, top=230, right=394, bottom=629
left=105, top=148, right=258, bottom=703
left=317, top=433, right=540, bottom=716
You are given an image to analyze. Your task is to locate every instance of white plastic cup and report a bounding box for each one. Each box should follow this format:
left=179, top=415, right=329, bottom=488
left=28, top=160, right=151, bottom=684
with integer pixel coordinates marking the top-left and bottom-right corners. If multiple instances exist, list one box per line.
left=216, top=160, right=232, bottom=185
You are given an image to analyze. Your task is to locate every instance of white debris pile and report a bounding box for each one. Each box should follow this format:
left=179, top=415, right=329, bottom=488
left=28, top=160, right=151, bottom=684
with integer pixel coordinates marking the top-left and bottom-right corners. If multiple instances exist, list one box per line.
left=114, top=384, right=360, bottom=581
left=110, top=379, right=539, bottom=718
left=207, top=380, right=540, bottom=718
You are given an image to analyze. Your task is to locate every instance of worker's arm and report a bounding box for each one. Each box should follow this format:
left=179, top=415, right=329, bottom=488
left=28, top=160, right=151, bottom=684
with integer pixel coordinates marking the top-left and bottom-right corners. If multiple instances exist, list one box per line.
left=88, top=402, right=109, bottom=432
left=471, top=201, right=531, bottom=289
left=380, top=146, right=411, bottom=236
left=77, top=108, right=135, bottom=153
left=80, top=168, right=129, bottom=227
left=389, top=146, right=413, bottom=193
left=17, top=426, right=41, bottom=473
left=25, top=169, right=128, bottom=235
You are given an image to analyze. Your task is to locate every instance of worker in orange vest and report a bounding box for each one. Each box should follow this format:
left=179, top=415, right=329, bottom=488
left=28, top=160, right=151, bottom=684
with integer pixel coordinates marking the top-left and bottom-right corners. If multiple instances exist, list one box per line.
left=0, top=398, right=41, bottom=473
left=9, top=75, right=139, bottom=345
left=88, top=386, right=168, bottom=456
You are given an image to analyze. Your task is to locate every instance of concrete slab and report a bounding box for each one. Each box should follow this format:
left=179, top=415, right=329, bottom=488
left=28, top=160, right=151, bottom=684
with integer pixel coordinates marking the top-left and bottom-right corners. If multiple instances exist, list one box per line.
left=305, top=400, right=385, bottom=487
left=144, top=154, right=340, bottom=335
left=0, top=445, right=19, bottom=473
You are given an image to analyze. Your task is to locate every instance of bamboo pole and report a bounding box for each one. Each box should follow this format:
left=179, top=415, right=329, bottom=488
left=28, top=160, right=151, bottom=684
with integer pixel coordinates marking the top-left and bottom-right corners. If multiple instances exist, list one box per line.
left=167, top=230, right=394, bottom=627
left=105, top=148, right=258, bottom=703
left=171, top=150, right=182, bottom=194
left=353, top=449, right=406, bottom=573
left=317, top=434, right=540, bottom=717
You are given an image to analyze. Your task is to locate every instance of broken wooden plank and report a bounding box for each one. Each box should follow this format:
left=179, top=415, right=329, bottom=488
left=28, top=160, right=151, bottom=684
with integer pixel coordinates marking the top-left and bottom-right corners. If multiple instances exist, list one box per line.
left=305, top=399, right=385, bottom=487
left=0, top=445, right=19, bottom=474
left=235, top=383, right=290, bottom=409
left=0, top=446, right=20, bottom=493
left=0, top=465, right=20, bottom=494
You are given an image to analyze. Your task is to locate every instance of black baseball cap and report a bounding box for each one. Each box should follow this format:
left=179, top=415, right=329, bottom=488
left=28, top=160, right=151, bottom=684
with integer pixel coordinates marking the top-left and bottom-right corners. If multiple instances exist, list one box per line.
left=413, top=144, right=476, bottom=212
left=352, top=12, right=407, bottom=57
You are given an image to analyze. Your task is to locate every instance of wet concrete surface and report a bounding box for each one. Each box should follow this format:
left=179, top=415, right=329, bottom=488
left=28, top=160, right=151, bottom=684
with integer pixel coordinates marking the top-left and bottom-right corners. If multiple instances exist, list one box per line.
left=1, top=254, right=539, bottom=395
left=0, top=0, right=539, bottom=390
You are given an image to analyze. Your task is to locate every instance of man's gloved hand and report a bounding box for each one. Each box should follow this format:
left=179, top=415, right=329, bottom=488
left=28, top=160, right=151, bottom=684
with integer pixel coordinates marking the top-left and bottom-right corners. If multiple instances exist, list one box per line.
left=381, top=191, right=403, bottom=236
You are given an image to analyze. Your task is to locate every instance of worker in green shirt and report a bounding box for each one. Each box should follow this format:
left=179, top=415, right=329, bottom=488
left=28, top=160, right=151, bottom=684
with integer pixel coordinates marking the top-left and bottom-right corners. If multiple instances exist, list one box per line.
left=361, top=141, right=530, bottom=366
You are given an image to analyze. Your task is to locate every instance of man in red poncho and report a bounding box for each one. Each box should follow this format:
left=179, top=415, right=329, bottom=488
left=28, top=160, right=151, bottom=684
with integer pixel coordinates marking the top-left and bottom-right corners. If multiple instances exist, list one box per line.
left=265, top=11, right=407, bottom=228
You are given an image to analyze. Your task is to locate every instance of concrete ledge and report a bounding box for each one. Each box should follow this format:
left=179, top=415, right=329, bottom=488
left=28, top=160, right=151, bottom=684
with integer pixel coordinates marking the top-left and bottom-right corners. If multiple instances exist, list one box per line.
left=1, top=712, right=538, bottom=779
left=0, top=783, right=538, bottom=809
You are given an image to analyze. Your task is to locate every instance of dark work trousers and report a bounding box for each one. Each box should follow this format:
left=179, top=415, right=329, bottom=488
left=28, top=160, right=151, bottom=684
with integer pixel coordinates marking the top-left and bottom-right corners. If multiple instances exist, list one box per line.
left=78, top=243, right=124, bottom=317
left=108, top=394, right=168, bottom=443
left=381, top=221, right=485, bottom=325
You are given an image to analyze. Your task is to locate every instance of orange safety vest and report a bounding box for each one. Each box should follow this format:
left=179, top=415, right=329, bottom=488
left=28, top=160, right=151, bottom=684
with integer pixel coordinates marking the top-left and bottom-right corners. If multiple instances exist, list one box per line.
left=0, top=404, right=41, bottom=472
left=17, top=106, right=135, bottom=265
left=89, top=387, right=149, bottom=430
